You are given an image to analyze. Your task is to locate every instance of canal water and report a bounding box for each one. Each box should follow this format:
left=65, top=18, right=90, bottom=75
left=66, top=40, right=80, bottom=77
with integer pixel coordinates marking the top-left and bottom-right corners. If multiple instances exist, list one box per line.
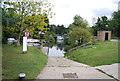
left=47, top=37, right=65, bottom=57
left=48, top=45, right=65, bottom=57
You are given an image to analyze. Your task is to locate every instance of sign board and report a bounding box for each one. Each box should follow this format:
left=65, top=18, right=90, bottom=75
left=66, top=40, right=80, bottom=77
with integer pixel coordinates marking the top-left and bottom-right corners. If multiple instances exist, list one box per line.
left=23, top=37, right=27, bottom=52
left=24, top=31, right=30, bottom=37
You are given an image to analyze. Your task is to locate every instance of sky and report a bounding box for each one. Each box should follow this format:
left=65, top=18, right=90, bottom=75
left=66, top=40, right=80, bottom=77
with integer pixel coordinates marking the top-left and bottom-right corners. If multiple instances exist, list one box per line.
left=48, top=0, right=119, bottom=27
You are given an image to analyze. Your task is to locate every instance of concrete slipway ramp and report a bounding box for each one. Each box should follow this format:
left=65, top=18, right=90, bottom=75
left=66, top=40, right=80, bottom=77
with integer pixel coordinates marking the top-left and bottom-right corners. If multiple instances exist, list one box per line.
left=36, top=57, right=114, bottom=79
left=95, top=63, right=119, bottom=80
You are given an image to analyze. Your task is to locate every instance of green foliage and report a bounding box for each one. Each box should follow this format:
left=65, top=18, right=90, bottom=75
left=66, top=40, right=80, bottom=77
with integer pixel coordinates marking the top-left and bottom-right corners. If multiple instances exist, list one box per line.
left=2, top=0, right=54, bottom=44
left=64, top=15, right=93, bottom=50
left=23, top=14, right=49, bottom=38
left=44, top=31, right=56, bottom=43
left=2, top=7, right=20, bottom=43
left=50, top=24, right=69, bottom=35
left=69, top=15, right=88, bottom=29
left=92, top=16, right=110, bottom=36
left=68, top=27, right=93, bottom=47
left=92, top=12, right=120, bottom=37
left=109, top=11, right=120, bottom=37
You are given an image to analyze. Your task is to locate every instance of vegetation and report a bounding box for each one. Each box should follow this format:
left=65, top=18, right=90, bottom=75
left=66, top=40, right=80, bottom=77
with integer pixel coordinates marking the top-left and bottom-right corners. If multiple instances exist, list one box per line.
left=69, top=15, right=88, bottom=29
left=92, top=16, right=110, bottom=36
left=92, top=11, right=120, bottom=37
left=49, top=24, right=69, bottom=36
left=63, top=15, right=93, bottom=51
left=68, top=27, right=93, bottom=47
left=2, top=0, right=54, bottom=45
left=109, top=11, right=120, bottom=37
left=2, top=44, right=48, bottom=79
left=44, top=31, right=56, bottom=44
left=65, top=41, right=119, bottom=66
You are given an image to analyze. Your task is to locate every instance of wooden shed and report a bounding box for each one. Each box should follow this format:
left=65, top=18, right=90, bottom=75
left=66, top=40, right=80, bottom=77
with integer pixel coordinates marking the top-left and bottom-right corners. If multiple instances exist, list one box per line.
left=97, top=31, right=111, bottom=41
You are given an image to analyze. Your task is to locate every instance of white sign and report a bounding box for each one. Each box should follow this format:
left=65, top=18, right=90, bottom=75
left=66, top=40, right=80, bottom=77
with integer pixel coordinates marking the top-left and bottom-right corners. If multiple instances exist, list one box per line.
left=23, top=37, right=27, bottom=52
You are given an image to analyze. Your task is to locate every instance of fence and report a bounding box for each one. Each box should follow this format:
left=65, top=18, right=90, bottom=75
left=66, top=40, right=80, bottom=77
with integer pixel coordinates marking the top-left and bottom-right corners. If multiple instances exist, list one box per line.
left=68, top=42, right=92, bottom=52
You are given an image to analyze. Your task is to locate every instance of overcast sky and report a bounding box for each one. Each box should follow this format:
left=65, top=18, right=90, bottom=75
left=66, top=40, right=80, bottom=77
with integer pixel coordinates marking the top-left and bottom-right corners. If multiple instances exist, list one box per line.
left=48, top=0, right=119, bottom=27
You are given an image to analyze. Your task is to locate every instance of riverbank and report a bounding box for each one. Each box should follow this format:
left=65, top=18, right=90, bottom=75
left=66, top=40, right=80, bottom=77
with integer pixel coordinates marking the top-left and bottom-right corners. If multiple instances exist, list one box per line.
left=65, top=41, right=119, bottom=66
left=2, top=44, right=48, bottom=79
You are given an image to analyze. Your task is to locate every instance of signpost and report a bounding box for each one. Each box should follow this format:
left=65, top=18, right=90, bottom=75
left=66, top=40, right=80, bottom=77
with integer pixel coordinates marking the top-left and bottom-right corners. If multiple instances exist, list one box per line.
left=23, top=31, right=30, bottom=52
left=23, top=37, right=27, bottom=52
left=24, top=31, right=30, bottom=37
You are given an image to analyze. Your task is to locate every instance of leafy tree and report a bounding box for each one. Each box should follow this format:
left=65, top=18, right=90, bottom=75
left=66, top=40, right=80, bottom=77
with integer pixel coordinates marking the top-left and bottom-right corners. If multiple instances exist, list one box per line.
left=2, top=0, right=54, bottom=45
left=23, top=14, right=49, bottom=38
left=68, top=27, right=93, bottom=47
left=109, top=11, right=120, bottom=37
left=55, top=25, right=66, bottom=35
left=66, top=15, right=93, bottom=48
left=92, top=16, right=110, bottom=36
left=50, top=24, right=69, bottom=35
left=69, top=15, right=88, bottom=29
left=2, top=6, right=20, bottom=43
left=44, top=31, right=56, bottom=44
left=49, top=24, right=57, bottom=32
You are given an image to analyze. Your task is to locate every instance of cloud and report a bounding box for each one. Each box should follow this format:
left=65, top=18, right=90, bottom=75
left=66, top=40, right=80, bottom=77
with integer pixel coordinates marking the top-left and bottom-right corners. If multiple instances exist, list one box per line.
left=92, top=8, right=114, bottom=18
left=49, top=0, right=118, bottom=26
left=111, top=0, right=120, bottom=4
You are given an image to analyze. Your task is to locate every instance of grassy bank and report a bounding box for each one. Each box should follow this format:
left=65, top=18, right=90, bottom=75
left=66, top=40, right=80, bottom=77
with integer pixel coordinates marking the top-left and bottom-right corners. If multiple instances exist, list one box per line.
left=2, top=44, right=48, bottom=79
left=65, top=41, right=119, bottom=67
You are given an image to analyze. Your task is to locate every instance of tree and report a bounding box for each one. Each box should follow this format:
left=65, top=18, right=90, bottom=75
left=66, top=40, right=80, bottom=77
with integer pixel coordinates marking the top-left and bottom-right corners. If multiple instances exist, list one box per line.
left=92, top=16, right=110, bottom=36
left=49, top=24, right=69, bottom=35
left=68, top=27, right=93, bottom=47
left=44, top=31, right=56, bottom=46
left=109, top=11, right=120, bottom=37
left=69, top=15, right=88, bottom=29
left=23, top=14, right=49, bottom=38
left=2, top=6, right=20, bottom=43
left=2, top=0, right=54, bottom=45
left=66, top=15, right=93, bottom=48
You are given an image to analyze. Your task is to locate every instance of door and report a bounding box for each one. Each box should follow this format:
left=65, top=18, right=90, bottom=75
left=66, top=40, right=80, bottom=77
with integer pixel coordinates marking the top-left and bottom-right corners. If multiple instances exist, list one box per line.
left=105, top=33, right=108, bottom=41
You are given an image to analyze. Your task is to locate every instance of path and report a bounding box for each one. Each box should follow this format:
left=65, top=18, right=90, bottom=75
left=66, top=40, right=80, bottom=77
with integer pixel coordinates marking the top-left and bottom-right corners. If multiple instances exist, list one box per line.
left=36, top=57, right=112, bottom=79
left=95, top=63, right=119, bottom=80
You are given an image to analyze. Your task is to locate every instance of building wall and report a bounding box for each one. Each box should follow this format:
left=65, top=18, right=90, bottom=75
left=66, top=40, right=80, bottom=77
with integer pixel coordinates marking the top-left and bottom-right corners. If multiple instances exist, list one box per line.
left=97, top=31, right=111, bottom=41
left=108, top=31, right=111, bottom=41
left=97, top=31, right=104, bottom=41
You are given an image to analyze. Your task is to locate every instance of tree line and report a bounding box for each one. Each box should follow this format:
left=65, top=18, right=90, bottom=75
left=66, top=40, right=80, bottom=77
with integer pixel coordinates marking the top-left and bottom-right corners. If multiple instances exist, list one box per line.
left=92, top=11, right=120, bottom=37
left=1, top=0, right=120, bottom=49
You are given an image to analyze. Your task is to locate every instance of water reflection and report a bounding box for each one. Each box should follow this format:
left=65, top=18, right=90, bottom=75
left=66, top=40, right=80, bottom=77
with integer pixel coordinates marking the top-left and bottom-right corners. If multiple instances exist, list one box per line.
left=47, top=37, right=66, bottom=57
left=48, top=45, right=65, bottom=57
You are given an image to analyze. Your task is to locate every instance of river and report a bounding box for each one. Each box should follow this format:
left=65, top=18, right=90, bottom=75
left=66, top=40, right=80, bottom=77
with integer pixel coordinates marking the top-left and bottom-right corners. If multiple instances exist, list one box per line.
left=47, top=36, right=66, bottom=57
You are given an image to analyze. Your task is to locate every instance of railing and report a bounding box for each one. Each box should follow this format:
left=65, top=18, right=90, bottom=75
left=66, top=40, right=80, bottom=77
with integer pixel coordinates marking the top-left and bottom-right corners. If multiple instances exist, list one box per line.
left=68, top=42, right=92, bottom=52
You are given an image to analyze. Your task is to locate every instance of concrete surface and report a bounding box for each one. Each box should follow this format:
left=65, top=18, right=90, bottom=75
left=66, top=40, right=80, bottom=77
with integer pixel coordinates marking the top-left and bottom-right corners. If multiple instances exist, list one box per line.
left=40, top=47, right=49, bottom=55
left=95, top=63, right=119, bottom=80
left=36, top=57, right=112, bottom=79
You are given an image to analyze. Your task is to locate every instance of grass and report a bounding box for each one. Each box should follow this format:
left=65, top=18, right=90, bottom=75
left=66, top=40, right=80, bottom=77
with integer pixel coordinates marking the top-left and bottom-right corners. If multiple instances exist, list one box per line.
left=65, top=41, right=119, bottom=67
left=2, top=44, right=48, bottom=79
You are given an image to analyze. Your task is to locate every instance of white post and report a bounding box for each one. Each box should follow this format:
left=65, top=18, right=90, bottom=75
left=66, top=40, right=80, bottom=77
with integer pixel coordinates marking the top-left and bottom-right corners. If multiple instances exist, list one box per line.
left=23, top=37, right=27, bottom=52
